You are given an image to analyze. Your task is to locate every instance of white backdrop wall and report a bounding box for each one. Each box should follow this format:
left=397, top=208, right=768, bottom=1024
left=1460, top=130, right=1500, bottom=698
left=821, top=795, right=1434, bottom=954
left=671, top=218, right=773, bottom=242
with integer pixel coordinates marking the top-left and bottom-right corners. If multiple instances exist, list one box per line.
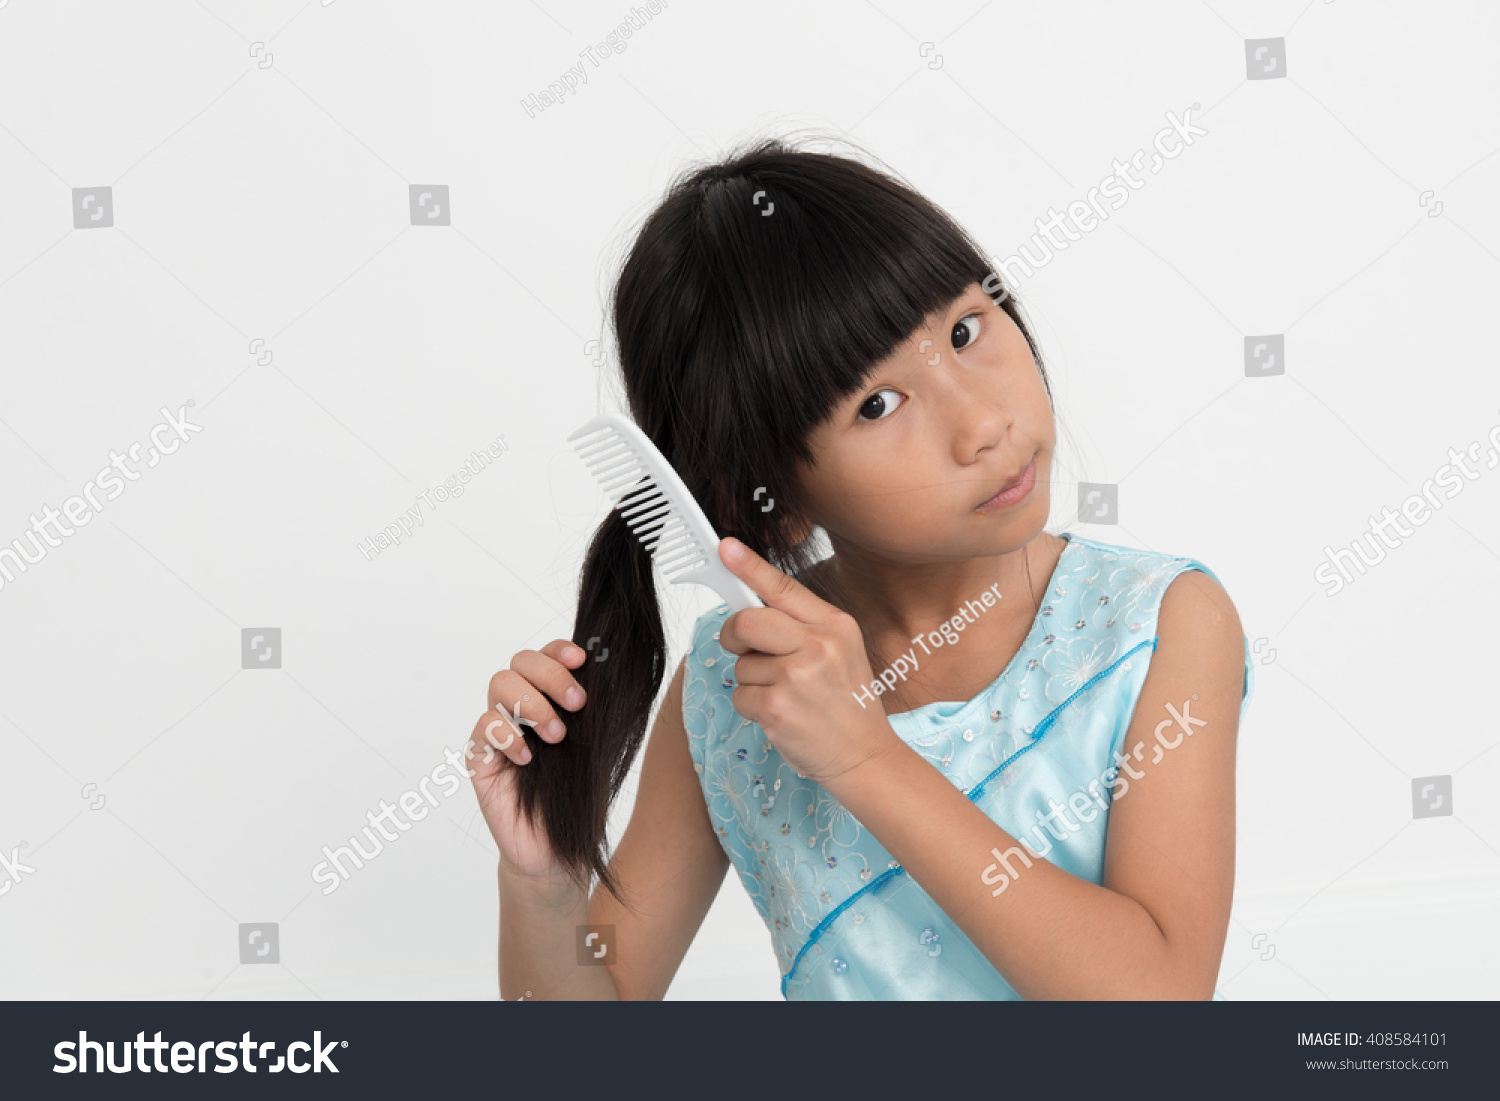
left=0, top=0, right=1496, bottom=1000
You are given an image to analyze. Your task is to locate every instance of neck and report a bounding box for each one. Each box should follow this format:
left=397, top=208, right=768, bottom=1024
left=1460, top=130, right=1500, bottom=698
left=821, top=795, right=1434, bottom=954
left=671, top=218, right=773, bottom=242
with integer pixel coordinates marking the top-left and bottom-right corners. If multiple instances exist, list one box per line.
left=813, top=530, right=1063, bottom=648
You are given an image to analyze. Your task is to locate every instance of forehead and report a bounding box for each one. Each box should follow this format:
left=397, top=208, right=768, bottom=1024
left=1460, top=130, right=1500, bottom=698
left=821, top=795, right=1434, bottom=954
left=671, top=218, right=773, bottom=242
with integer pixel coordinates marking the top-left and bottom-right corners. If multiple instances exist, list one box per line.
left=912, top=282, right=993, bottom=334
left=883, top=284, right=987, bottom=356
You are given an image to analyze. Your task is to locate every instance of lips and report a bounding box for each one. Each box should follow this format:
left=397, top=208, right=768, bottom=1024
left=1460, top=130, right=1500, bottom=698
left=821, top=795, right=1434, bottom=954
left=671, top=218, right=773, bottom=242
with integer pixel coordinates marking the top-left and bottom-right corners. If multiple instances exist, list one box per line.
left=975, top=455, right=1036, bottom=511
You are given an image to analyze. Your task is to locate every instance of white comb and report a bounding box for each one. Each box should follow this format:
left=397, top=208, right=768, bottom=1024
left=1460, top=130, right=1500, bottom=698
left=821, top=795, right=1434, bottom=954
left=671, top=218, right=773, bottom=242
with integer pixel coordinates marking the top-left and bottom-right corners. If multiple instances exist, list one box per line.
left=567, top=413, right=764, bottom=614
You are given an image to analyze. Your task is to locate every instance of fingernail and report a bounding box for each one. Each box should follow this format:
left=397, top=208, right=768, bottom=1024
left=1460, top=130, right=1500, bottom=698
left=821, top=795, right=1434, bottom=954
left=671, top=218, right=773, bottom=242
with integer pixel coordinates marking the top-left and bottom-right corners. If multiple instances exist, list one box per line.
left=545, top=719, right=565, bottom=741
left=566, top=646, right=583, bottom=661
left=723, top=537, right=744, bottom=561
left=520, top=745, right=533, bottom=764
left=565, top=687, right=585, bottom=709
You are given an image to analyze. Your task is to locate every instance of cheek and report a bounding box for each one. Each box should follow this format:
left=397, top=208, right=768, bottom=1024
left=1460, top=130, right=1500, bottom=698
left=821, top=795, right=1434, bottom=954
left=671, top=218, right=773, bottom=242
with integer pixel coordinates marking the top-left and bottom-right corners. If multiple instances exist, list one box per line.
left=800, top=453, right=910, bottom=536
left=820, top=451, right=901, bottom=507
left=1007, top=361, right=1055, bottom=438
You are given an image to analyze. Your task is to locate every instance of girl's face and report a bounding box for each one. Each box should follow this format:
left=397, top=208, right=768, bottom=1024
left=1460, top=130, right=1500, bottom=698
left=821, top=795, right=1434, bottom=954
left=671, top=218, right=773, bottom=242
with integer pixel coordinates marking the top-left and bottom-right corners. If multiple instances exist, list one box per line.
left=795, top=281, right=1056, bottom=566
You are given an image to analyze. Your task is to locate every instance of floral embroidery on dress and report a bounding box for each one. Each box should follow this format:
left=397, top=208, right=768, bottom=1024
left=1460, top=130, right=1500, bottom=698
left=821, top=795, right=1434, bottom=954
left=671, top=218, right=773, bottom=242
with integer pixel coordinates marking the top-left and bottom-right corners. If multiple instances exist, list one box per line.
left=761, top=844, right=823, bottom=938
left=1041, top=633, right=1119, bottom=709
left=679, top=534, right=1251, bottom=997
left=681, top=658, right=709, bottom=716
left=1107, top=556, right=1183, bottom=619
left=703, top=746, right=755, bottom=840
left=814, top=788, right=863, bottom=848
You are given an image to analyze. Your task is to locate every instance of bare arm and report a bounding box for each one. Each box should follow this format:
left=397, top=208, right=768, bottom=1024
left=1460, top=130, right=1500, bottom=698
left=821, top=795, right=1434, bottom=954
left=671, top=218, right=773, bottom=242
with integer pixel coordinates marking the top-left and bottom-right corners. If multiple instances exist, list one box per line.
left=820, top=568, right=1245, bottom=998
left=499, top=861, right=617, bottom=1000
left=498, top=654, right=730, bottom=1000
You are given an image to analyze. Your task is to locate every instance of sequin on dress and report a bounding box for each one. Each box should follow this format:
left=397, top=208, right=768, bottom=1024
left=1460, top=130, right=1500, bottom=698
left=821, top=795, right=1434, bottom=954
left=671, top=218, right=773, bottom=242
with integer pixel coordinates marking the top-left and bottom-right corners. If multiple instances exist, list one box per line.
left=681, top=533, right=1255, bottom=1000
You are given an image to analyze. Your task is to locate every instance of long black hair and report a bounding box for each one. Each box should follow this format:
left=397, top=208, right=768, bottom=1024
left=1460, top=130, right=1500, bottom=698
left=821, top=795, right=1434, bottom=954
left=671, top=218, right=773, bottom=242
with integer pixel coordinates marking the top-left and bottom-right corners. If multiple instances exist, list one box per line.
left=511, top=134, right=1052, bottom=909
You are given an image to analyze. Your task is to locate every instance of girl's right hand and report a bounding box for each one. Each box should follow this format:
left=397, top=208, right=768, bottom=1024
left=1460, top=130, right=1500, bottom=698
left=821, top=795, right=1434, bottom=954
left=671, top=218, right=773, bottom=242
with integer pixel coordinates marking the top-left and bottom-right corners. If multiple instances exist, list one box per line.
left=468, top=639, right=589, bottom=881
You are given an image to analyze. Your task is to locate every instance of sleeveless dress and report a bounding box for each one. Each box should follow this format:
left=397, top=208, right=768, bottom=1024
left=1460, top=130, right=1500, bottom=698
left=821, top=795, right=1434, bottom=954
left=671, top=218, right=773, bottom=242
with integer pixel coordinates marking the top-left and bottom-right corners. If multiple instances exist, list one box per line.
left=681, top=532, right=1255, bottom=1000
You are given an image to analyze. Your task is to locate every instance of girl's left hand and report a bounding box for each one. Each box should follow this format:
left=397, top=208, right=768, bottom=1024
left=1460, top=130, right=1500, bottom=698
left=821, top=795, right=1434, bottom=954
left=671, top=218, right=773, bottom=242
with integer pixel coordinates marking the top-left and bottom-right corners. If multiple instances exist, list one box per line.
left=715, top=537, right=901, bottom=786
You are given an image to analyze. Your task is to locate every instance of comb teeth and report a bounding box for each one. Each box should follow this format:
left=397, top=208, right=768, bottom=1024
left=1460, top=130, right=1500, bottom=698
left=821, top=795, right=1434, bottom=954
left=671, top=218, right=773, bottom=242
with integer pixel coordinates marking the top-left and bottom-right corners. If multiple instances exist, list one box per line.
left=571, top=423, right=706, bottom=580
left=567, top=413, right=764, bottom=614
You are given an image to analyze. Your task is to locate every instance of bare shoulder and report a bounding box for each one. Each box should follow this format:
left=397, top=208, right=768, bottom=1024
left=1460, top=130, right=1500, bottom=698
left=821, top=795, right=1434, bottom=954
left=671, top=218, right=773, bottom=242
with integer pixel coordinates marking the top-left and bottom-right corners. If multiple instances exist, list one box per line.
left=1100, top=563, right=1244, bottom=996
left=1142, top=564, right=1246, bottom=748
left=1157, top=567, right=1244, bottom=666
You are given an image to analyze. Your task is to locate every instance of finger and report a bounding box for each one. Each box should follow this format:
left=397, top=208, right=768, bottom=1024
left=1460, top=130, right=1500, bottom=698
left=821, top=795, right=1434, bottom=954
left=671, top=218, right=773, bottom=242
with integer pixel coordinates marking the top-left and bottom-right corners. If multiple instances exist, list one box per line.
left=540, top=637, right=590, bottom=677
left=724, top=651, right=780, bottom=688
left=513, top=644, right=590, bottom=741
left=718, top=606, right=800, bottom=658
left=486, top=667, right=571, bottom=745
left=485, top=668, right=555, bottom=740
left=727, top=683, right=771, bottom=728
left=528, top=640, right=592, bottom=713
left=718, top=537, right=830, bottom=624
left=468, top=709, right=530, bottom=775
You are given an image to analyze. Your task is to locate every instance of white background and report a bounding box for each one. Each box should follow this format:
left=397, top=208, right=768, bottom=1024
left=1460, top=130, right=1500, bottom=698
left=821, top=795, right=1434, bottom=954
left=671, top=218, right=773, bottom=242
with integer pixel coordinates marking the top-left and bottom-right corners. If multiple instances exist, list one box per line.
left=0, top=0, right=1496, bottom=1000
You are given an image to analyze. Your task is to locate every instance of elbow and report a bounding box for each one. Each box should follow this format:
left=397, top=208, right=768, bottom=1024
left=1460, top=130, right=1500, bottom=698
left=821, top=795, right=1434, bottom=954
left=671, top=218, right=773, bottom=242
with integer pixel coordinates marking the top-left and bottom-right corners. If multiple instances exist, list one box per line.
left=1150, top=961, right=1219, bottom=1001
left=1130, top=931, right=1219, bottom=1000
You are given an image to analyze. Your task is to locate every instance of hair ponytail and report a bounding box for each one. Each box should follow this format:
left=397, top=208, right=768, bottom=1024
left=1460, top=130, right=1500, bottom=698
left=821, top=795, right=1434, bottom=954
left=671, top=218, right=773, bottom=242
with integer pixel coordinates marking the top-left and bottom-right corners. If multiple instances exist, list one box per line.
left=506, top=508, right=663, bottom=911
left=505, top=132, right=1051, bottom=911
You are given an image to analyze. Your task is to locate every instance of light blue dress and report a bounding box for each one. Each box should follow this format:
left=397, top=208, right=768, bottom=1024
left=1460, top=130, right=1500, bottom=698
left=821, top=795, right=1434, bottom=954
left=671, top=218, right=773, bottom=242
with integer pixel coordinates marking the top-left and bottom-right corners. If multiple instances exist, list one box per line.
left=681, top=532, right=1254, bottom=1000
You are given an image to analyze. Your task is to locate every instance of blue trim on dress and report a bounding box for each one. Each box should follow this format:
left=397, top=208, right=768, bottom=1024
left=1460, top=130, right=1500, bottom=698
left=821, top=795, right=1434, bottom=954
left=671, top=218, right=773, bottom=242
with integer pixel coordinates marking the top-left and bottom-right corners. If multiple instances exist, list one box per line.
left=966, top=636, right=1158, bottom=803
left=779, top=635, right=1160, bottom=997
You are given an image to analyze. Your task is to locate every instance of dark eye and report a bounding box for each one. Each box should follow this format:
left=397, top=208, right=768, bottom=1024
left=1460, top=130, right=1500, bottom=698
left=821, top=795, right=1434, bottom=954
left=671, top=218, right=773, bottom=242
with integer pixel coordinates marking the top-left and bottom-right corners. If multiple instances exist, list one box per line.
left=953, top=313, right=981, bottom=350
left=856, top=388, right=905, bottom=423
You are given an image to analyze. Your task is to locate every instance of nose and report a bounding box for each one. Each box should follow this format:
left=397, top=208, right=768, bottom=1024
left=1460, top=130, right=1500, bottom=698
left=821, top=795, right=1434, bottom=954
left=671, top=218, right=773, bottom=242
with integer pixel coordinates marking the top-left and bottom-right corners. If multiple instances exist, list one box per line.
left=928, top=355, right=1008, bottom=463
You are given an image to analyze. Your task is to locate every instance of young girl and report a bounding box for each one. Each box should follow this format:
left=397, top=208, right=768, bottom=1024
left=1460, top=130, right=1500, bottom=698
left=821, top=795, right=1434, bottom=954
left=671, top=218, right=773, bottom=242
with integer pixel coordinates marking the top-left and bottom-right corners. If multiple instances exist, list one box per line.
left=469, top=137, right=1254, bottom=1001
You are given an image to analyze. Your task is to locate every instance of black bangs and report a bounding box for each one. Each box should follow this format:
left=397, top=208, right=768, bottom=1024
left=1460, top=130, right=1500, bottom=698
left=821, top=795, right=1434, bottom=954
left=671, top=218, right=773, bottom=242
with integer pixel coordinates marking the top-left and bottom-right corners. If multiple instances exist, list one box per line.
left=610, top=135, right=1017, bottom=561
left=517, top=135, right=1046, bottom=909
left=675, top=142, right=995, bottom=469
